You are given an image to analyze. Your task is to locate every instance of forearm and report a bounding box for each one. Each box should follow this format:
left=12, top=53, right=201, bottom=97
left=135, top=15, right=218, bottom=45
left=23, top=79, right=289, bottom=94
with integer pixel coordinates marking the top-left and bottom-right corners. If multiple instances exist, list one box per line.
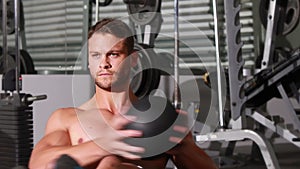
left=29, top=140, right=109, bottom=169
left=29, top=130, right=110, bottom=169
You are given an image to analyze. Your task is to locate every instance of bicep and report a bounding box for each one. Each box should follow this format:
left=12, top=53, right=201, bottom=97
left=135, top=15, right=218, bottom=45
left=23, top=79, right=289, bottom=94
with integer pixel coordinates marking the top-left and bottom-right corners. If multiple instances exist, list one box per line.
left=29, top=130, right=72, bottom=168
left=35, top=109, right=72, bottom=150
left=33, top=130, right=71, bottom=152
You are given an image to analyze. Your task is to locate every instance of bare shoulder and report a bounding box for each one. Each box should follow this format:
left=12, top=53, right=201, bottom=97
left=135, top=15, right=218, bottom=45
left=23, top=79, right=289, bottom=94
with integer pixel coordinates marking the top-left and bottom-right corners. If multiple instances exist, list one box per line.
left=45, top=107, right=84, bottom=134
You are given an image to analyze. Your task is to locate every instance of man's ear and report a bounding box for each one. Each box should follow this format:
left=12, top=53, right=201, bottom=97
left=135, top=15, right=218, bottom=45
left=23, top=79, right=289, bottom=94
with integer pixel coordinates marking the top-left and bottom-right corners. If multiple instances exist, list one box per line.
left=130, top=49, right=139, bottom=67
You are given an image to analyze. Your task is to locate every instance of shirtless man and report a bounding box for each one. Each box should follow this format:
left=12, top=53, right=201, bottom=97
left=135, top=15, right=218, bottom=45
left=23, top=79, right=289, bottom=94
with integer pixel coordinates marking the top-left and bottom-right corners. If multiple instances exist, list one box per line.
left=28, top=18, right=217, bottom=169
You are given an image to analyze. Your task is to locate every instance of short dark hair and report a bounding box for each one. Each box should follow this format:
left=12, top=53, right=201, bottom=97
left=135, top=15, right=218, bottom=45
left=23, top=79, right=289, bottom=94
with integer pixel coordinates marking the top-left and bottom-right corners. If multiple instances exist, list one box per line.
left=88, top=18, right=134, bottom=53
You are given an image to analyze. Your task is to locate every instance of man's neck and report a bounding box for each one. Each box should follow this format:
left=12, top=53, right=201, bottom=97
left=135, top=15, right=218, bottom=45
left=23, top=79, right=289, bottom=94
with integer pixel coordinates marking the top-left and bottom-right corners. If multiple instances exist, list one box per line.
left=95, top=87, right=137, bottom=114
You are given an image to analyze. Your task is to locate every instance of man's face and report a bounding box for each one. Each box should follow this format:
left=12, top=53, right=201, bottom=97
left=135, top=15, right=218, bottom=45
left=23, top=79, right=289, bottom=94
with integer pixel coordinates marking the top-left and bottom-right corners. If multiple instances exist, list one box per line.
left=88, top=33, right=135, bottom=91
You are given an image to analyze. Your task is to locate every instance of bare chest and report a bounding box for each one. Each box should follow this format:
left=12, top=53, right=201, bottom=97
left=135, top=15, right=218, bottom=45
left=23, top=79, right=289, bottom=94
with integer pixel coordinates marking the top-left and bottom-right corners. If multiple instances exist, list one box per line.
left=68, top=111, right=110, bottom=145
left=69, top=122, right=91, bottom=145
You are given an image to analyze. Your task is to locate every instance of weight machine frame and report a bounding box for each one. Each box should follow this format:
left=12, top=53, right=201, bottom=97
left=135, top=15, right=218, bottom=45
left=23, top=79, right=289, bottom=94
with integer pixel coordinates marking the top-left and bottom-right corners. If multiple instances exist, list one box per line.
left=195, top=0, right=300, bottom=169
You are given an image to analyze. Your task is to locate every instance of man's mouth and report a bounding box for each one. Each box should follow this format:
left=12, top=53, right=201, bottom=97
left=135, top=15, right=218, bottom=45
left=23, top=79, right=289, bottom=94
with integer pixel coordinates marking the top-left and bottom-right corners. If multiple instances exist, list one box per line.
left=98, top=72, right=113, bottom=77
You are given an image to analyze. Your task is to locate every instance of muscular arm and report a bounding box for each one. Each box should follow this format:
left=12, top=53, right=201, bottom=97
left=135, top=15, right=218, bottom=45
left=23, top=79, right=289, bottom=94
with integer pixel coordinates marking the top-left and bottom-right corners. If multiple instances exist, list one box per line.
left=29, top=130, right=109, bottom=169
left=29, top=108, right=145, bottom=169
left=28, top=109, right=110, bottom=169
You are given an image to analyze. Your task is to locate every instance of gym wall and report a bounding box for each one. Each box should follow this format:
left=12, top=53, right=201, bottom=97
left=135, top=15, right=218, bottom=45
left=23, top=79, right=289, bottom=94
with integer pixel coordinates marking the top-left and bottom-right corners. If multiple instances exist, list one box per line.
left=1, top=0, right=257, bottom=73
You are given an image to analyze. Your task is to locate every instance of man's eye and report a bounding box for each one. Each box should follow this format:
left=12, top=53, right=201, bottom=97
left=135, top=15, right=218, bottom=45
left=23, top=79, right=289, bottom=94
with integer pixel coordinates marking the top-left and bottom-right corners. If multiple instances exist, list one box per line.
left=109, top=53, right=119, bottom=58
left=91, top=54, right=101, bottom=59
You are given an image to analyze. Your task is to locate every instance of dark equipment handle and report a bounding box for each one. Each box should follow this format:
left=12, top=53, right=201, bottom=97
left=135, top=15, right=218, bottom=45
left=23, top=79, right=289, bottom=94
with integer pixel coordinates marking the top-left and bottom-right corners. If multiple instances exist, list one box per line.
left=92, top=0, right=113, bottom=6
left=123, top=0, right=144, bottom=4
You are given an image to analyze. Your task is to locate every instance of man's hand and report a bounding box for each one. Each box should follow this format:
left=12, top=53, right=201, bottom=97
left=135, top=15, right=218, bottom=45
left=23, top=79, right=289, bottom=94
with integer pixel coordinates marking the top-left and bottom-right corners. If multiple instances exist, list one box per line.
left=166, top=109, right=193, bottom=155
left=77, top=109, right=145, bottom=159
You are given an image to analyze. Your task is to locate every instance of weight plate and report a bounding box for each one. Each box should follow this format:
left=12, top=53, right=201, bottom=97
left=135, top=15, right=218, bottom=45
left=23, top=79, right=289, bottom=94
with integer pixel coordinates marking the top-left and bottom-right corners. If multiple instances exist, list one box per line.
left=19, top=49, right=37, bottom=74
left=130, top=43, right=161, bottom=98
left=127, top=0, right=161, bottom=25
left=0, top=54, right=15, bottom=74
left=260, top=0, right=300, bottom=35
left=0, top=0, right=24, bottom=35
left=7, top=47, right=36, bottom=74
left=283, top=0, right=300, bottom=35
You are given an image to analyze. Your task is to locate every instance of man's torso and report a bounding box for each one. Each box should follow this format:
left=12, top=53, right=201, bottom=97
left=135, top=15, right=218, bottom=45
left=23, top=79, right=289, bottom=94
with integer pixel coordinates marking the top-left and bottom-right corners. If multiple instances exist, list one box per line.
left=61, top=107, right=169, bottom=169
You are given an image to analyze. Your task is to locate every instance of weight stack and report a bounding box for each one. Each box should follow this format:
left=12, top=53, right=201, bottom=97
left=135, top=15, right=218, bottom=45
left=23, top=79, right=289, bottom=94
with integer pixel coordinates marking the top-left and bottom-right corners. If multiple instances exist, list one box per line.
left=0, top=104, right=33, bottom=169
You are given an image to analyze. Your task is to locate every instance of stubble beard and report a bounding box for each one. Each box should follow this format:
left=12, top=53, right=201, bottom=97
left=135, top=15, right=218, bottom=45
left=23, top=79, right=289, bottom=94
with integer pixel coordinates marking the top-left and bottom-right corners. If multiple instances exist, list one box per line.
left=95, top=71, right=130, bottom=92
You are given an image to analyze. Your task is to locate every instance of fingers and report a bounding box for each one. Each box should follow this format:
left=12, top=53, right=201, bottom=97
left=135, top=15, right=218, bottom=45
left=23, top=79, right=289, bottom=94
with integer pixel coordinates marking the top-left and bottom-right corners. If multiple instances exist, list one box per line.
left=117, top=152, right=142, bottom=160
left=110, top=114, right=136, bottom=130
left=173, top=125, right=189, bottom=133
left=97, top=138, right=145, bottom=159
left=119, top=163, right=144, bottom=169
left=169, top=136, right=183, bottom=144
left=114, top=144, right=145, bottom=159
left=118, top=129, right=143, bottom=138
left=118, top=141, right=145, bottom=154
left=176, top=109, right=188, bottom=115
left=109, top=114, right=143, bottom=138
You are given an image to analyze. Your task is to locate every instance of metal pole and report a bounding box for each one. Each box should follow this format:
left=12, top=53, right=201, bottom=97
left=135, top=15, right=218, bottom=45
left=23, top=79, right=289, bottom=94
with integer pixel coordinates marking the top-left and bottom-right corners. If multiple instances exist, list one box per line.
left=14, top=0, right=21, bottom=94
left=260, top=0, right=278, bottom=70
left=212, top=0, right=225, bottom=128
left=173, top=0, right=180, bottom=108
left=2, top=0, right=8, bottom=74
left=81, top=0, right=90, bottom=71
left=95, top=0, right=99, bottom=23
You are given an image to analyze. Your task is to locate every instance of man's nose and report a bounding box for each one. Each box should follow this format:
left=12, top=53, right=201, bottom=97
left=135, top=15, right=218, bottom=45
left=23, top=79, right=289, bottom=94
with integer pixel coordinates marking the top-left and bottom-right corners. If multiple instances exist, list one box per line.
left=99, top=56, right=112, bottom=69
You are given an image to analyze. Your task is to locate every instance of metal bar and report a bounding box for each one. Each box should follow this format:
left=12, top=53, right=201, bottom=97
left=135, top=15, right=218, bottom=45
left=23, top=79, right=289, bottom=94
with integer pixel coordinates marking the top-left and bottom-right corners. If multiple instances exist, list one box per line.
left=173, top=0, right=180, bottom=108
left=2, top=0, right=8, bottom=74
left=249, top=110, right=300, bottom=148
left=212, top=0, right=224, bottom=128
left=195, top=129, right=281, bottom=169
left=224, top=0, right=245, bottom=121
left=14, top=0, right=21, bottom=93
left=277, top=83, right=300, bottom=130
left=81, top=0, right=90, bottom=71
left=260, top=0, right=278, bottom=70
left=95, top=0, right=99, bottom=23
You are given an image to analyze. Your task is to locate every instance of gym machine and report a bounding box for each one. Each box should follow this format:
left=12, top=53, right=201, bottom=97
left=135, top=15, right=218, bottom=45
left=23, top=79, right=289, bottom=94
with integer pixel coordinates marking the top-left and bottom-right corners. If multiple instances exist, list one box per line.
left=195, top=0, right=300, bottom=169
left=0, top=0, right=36, bottom=75
left=1, top=0, right=46, bottom=168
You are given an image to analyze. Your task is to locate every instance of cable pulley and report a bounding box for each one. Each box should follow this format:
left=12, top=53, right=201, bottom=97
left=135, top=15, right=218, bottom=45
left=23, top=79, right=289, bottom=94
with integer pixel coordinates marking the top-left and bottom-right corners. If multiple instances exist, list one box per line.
left=125, top=0, right=161, bottom=25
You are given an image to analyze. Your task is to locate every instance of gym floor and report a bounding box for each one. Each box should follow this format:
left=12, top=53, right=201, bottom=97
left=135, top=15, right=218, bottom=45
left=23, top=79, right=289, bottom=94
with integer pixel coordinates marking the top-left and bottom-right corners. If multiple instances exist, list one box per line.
left=209, top=143, right=300, bottom=169
left=164, top=141, right=300, bottom=169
